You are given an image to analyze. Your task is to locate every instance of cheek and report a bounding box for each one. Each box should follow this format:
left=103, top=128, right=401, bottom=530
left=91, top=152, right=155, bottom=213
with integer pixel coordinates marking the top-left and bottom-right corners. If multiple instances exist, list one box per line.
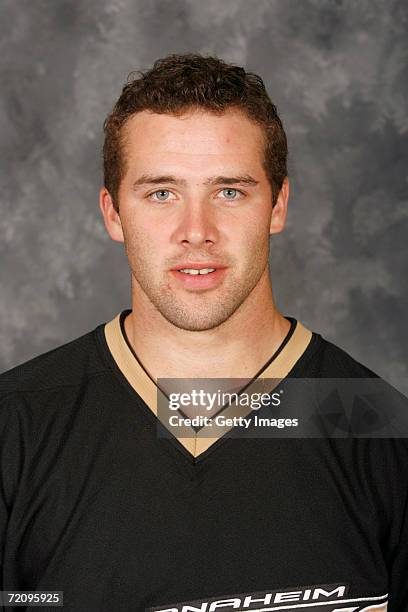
left=235, top=214, right=269, bottom=247
left=121, top=211, right=146, bottom=245
left=121, top=220, right=145, bottom=258
left=237, top=217, right=270, bottom=267
left=122, top=220, right=166, bottom=269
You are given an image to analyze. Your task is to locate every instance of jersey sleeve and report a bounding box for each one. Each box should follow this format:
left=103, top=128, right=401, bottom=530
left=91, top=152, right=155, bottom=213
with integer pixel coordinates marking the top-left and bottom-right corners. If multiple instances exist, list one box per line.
left=0, top=393, right=24, bottom=597
left=388, top=479, right=408, bottom=610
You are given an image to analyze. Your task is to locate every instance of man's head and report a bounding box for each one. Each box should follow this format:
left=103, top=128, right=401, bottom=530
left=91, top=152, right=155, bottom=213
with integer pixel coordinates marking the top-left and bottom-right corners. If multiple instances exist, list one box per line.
left=100, top=53, right=289, bottom=332
left=103, top=53, right=288, bottom=213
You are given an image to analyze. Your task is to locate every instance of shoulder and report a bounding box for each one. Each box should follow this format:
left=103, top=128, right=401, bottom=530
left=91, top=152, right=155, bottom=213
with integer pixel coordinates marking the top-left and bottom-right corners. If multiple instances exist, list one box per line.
left=299, top=326, right=380, bottom=379
left=297, top=323, right=408, bottom=443
left=0, top=323, right=109, bottom=401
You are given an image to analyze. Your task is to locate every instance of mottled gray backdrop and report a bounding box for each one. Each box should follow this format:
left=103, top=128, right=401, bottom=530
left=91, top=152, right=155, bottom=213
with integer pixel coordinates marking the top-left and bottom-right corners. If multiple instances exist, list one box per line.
left=1, top=0, right=407, bottom=393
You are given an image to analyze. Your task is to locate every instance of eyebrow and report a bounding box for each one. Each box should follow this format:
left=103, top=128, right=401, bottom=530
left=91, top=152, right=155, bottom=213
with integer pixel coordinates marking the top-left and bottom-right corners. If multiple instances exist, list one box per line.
left=132, top=174, right=259, bottom=190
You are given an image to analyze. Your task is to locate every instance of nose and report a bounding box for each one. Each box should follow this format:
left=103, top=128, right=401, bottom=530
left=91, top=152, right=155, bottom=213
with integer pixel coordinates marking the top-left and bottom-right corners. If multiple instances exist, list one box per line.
left=172, top=199, right=219, bottom=248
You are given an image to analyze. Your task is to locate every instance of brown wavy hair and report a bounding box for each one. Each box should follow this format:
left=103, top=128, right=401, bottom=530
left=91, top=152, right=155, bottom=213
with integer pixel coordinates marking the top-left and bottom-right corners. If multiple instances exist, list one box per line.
left=103, top=53, right=288, bottom=212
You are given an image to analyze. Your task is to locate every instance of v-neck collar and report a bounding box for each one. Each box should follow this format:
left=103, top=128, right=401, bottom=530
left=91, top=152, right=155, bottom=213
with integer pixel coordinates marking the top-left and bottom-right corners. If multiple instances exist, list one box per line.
left=103, top=309, right=313, bottom=460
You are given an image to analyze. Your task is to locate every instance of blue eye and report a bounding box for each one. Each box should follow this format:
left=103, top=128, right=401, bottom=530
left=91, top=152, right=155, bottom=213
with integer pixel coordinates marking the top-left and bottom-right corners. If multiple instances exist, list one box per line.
left=221, top=188, right=241, bottom=199
left=151, top=190, right=171, bottom=201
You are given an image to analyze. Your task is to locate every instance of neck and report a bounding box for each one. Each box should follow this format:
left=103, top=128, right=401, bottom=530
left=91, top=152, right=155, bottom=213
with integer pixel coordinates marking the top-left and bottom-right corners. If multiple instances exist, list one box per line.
left=124, top=270, right=291, bottom=380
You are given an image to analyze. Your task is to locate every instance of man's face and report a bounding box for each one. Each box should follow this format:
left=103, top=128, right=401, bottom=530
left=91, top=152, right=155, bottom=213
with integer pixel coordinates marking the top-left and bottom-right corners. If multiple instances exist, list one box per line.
left=105, top=108, right=286, bottom=331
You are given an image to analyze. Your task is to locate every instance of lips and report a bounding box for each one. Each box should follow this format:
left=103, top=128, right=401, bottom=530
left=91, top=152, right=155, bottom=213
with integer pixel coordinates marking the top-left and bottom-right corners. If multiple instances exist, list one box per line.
left=169, top=263, right=227, bottom=290
left=170, top=263, right=226, bottom=271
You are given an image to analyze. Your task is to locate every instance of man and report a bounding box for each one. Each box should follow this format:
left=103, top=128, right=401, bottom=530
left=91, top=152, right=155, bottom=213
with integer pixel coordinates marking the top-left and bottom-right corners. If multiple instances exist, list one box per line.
left=0, top=53, right=406, bottom=611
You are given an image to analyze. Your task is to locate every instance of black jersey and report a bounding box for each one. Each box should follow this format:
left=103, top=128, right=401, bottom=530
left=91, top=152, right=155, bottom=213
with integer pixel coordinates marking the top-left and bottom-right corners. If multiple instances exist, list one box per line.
left=0, top=309, right=407, bottom=611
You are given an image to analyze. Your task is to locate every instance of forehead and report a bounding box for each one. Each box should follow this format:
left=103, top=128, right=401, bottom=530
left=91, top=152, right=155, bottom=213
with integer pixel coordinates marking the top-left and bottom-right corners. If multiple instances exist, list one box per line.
left=120, top=108, right=266, bottom=175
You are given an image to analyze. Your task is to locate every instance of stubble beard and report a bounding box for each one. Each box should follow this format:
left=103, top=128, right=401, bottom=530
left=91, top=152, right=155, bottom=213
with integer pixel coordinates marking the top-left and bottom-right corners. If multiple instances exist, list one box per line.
left=132, top=271, right=262, bottom=331
left=125, top=243, right=269, bottom=332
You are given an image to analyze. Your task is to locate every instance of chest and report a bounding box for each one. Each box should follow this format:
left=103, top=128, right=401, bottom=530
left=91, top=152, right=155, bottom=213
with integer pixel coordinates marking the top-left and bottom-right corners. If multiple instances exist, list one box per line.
left=5, top=436, right=390, bottom=611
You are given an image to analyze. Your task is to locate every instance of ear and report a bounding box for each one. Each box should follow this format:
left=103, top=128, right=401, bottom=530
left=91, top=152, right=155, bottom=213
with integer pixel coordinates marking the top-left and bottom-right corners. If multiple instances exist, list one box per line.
left=99, top=187, right=124, bottom=243
left=269, top=177, right=289, bottom=235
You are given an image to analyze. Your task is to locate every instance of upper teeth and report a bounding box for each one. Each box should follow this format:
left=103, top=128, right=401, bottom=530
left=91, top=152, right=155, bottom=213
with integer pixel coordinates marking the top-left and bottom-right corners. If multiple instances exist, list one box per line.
left=179, top=268, right=216, bottom=275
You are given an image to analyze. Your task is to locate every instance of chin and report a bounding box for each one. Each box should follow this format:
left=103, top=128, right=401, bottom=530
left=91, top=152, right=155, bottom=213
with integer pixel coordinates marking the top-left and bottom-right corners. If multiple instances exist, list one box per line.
left=161, top=307, right=235, bottom=332
left=150, top=285, right=251, bottom=331
left=165, top=316, right=228, bottom=332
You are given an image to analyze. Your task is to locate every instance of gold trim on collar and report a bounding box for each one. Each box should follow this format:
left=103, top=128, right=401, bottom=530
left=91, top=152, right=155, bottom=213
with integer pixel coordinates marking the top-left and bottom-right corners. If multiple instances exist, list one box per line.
left=104, top=312, right=313, bottom=459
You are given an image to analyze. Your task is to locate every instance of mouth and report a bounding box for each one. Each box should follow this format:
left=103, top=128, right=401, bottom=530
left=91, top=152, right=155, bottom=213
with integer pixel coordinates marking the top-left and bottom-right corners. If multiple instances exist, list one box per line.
left=169, top=264, right=227, bottom=290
